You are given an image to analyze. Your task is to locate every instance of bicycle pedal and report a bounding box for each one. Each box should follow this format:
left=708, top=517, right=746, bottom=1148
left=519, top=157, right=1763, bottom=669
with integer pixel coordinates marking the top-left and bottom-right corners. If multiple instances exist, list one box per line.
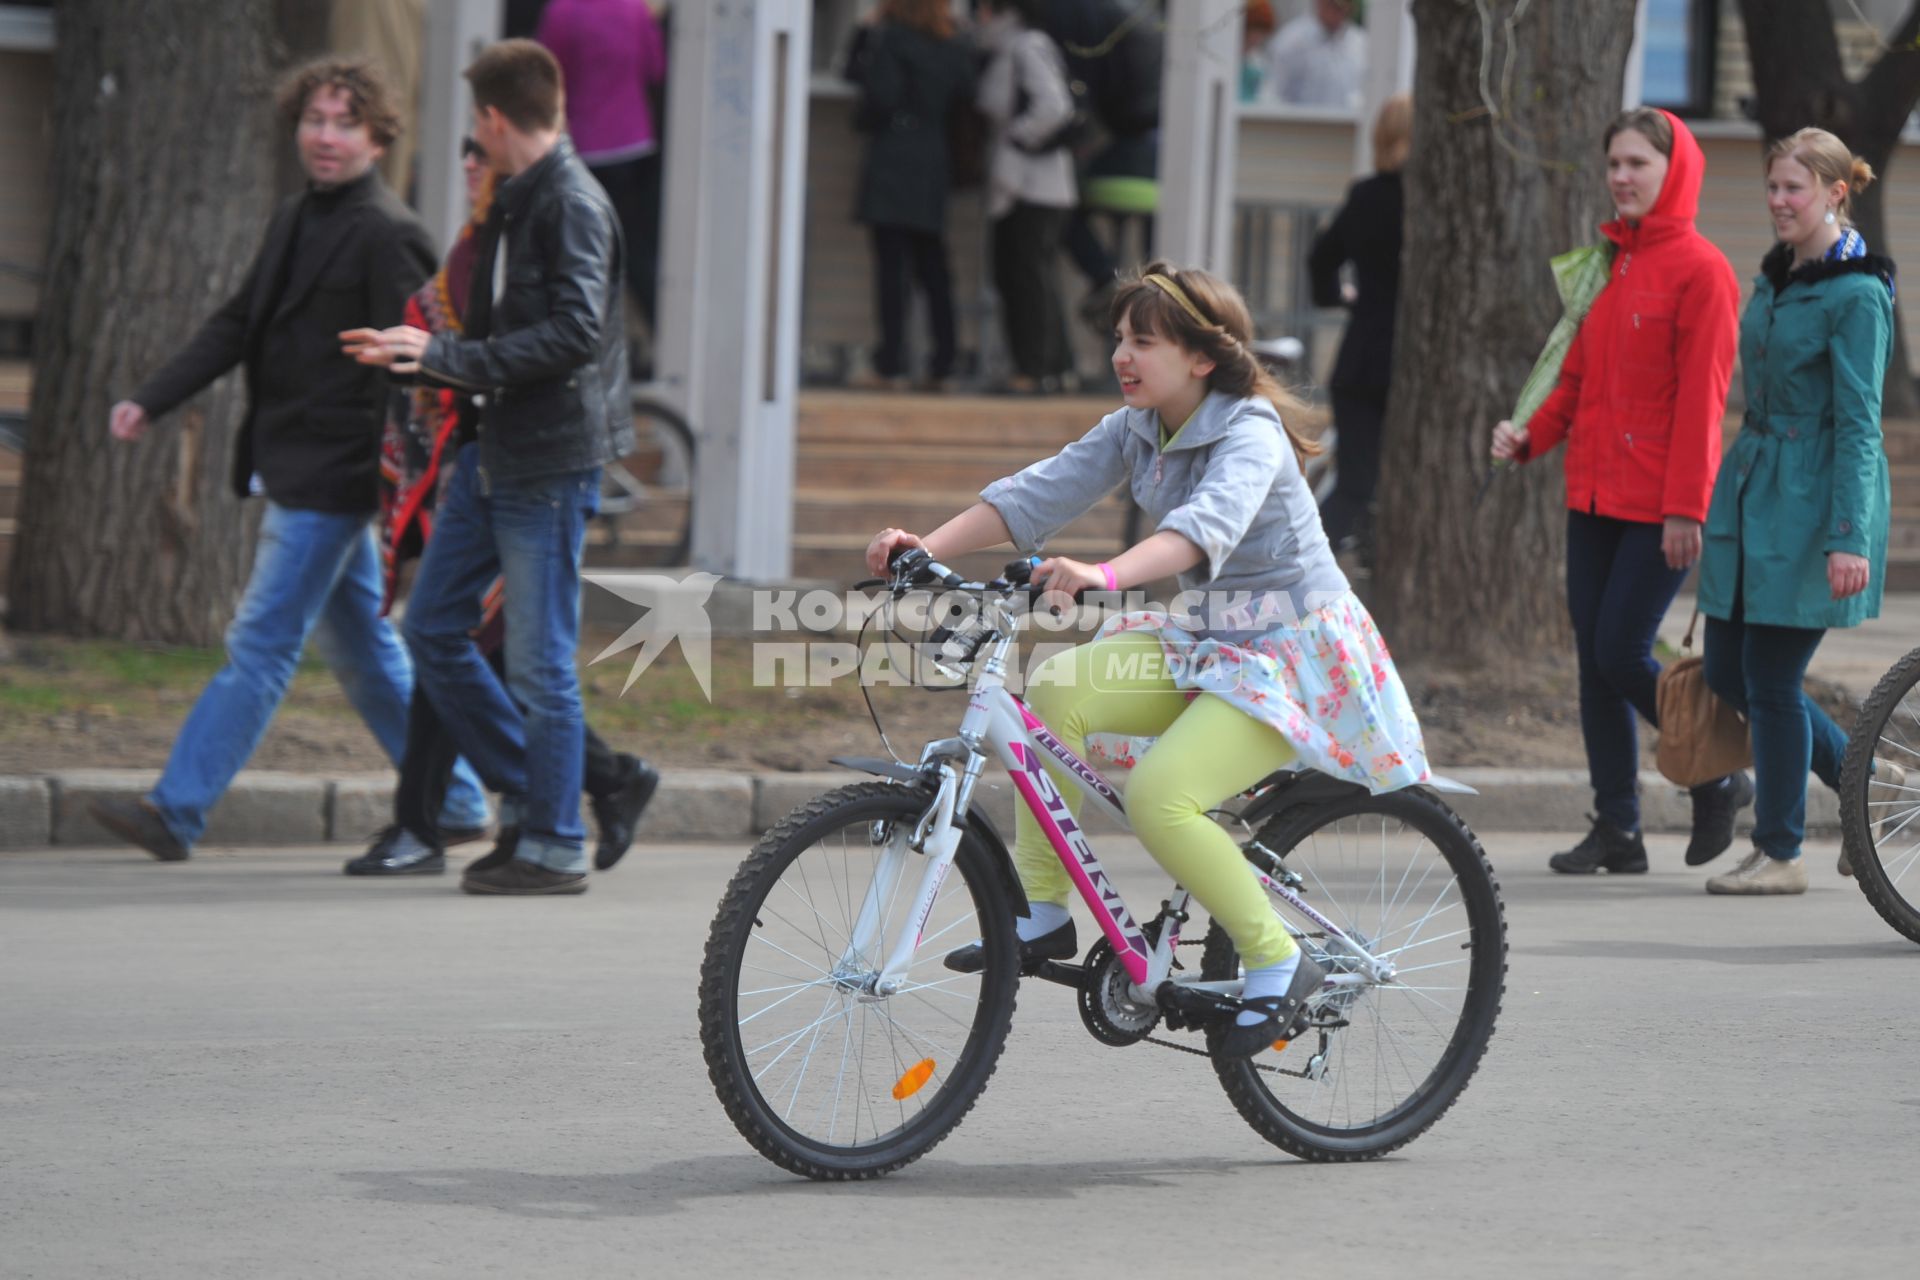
left=1028, top=959, right=1089, bottom=986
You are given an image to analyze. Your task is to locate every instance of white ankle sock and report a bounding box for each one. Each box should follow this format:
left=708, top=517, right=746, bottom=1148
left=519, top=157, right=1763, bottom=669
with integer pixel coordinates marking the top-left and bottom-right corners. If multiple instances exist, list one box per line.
left=1016, top=900, right=1071, bottom=942
left=1235, top=949, right=1302, bottom=1027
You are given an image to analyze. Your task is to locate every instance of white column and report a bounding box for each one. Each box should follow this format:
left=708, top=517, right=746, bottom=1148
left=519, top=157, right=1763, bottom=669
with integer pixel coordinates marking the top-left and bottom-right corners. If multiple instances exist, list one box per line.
left=1622, top=0, right=1649, bottom=106
left=1157, top=0, right=1242, bottom=276
left=656, top=0, right=810, bottom=582
left=1352, top=0, right=1415, bottom=175
left=418, top=0, right=503, bottom=253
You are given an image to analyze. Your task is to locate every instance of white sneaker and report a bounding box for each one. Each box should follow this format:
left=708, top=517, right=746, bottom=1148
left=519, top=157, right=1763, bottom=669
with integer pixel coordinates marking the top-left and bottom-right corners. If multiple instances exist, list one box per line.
left=1706, top=847, right=1808, bottom=895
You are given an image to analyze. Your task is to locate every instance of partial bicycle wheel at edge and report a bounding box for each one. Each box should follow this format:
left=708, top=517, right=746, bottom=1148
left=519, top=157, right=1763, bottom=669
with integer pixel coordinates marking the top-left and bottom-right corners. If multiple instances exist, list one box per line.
left=1203, top=788, right=1507, bottom=1161
left=698, top=783, right=1021, bottom=1179
left=1838, top=645, right=1920, bottom=945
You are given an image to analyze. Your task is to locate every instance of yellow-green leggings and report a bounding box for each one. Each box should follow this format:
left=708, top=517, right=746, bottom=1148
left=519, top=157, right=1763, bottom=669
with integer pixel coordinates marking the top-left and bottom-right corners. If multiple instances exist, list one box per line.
left=1013, top=631, right=1299, bottom=968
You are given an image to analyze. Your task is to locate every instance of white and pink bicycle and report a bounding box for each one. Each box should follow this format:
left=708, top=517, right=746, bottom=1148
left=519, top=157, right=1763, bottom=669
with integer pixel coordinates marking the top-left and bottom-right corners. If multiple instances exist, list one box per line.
left=699, top=551, right=1508, bottom=1180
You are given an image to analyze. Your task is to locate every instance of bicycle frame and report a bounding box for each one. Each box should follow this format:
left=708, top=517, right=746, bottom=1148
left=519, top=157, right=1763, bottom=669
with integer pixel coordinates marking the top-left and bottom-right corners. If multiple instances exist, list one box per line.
left=848, top=590, right=1396, bottom=1004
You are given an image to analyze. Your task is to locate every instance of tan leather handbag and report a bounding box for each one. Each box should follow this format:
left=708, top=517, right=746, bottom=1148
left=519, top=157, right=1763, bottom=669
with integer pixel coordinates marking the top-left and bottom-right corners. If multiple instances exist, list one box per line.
left=1656, top=612, right=1753, bottom=787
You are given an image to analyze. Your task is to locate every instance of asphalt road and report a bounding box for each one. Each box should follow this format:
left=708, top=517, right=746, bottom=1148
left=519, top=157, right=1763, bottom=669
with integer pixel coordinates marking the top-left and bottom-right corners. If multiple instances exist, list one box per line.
left=3, top=832, right=1917, bottom=1279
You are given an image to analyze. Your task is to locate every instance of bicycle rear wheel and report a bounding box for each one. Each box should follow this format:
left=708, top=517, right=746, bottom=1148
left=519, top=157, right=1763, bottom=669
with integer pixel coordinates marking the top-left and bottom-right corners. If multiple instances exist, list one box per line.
left=1203, top=788, right=1506, bottom=1161
left=699, top=783, right=1020, bottom=1179
left=1838, top=646, right=1920, bottom=945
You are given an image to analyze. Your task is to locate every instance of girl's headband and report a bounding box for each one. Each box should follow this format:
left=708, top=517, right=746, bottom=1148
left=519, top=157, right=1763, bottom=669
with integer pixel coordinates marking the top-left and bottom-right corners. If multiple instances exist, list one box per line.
left=1143, top=272, right=1214, bottom=329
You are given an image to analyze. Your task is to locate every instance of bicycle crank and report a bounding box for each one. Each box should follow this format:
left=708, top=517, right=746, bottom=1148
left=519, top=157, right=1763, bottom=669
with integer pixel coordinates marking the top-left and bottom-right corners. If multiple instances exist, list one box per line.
left=1076, top=938, right=1161, bottom=1046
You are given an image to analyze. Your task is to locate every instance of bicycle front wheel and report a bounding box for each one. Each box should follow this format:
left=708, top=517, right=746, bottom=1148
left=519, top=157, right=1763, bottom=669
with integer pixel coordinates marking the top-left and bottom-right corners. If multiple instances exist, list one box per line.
left=1203, top=788, right=1507, bottom=1161
left=698, top=783, right=1020, bottom=1179
left=1838, top=646, right=1920, bottom=945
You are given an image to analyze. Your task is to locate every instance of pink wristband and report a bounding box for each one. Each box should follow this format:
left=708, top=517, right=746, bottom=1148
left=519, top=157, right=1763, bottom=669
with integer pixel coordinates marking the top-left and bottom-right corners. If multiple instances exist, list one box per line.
left=1097, top=562, right=1118, bottom=593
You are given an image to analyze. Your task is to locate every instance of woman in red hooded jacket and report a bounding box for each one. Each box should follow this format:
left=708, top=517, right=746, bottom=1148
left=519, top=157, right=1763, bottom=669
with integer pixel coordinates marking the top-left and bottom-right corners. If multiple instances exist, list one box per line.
left=1490, top=107, right=1746, bottom=875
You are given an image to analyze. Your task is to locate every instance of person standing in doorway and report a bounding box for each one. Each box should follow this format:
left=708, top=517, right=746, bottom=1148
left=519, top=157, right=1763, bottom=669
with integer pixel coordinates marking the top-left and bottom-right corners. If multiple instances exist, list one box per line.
left=975, top=0, right=1078, bottom=394
left=1307, top=91, right=1409, bottom=564
left=845, top=0, right=976, bottom=392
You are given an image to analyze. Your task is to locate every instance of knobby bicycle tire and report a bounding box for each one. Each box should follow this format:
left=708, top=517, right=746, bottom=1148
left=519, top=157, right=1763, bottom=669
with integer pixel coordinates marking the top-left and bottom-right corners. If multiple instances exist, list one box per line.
left=1837, top=644, right=1920, bottom=945
left=698, top=783, right=1021, bottom=1179
left=1203, top=787, right=1507, bottom=1161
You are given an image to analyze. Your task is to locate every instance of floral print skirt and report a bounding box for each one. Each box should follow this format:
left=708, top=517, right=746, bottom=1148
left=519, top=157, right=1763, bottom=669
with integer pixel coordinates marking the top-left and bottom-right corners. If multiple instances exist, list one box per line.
left=1082, top=591, right=1431, bottom=793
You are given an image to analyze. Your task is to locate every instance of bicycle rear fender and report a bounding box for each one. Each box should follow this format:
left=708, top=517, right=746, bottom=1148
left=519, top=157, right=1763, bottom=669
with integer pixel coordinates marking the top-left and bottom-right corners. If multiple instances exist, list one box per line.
left=1238, top=770, right=1479, bottom=829
left=831, top=756, right=1033, bottom=920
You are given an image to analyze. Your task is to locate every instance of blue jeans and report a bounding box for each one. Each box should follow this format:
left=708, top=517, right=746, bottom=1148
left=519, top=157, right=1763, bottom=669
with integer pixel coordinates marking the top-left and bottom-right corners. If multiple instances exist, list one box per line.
left=149, top=502, right=490, bottom=846
left=401, top=445, right=599, bottom=873
left=1703, top=612, right=1845, bottom=861
left=1565, top=510, right=1691, bottom=831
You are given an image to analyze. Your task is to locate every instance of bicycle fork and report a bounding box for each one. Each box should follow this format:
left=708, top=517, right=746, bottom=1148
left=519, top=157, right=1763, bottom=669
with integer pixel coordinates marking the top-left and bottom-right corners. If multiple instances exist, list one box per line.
left=841, top=767, right=968, bottom=996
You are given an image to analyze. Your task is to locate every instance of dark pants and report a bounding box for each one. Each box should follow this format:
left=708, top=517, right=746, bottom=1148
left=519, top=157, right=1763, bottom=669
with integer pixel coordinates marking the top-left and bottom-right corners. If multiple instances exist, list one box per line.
left=1319, top=390, right=1386, bottom=550
left=588, top=153, right=662, bottom=328
left=394, top=647, right=628, bottom=847
left=991, top=202, right=1072, bottom=381
left=1703, top=608, right=1845, bottom=861
left=1064, top=132, right=1158, bottom=288
left=869, top=225, right=957, bottom=380
left=401, top=446, right=599, bottom=870
left=1565, top=510, right=1691, bottom=830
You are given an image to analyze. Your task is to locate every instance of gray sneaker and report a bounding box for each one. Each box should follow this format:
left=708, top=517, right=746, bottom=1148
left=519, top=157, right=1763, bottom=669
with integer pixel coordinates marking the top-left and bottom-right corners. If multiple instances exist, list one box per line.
left=1705, top=847, right=1808, bottom=895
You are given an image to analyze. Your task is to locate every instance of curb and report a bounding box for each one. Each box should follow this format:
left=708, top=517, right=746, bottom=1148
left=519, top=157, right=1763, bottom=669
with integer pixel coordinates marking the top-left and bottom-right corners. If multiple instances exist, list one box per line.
left=0, top=766, right=1836, bottom=850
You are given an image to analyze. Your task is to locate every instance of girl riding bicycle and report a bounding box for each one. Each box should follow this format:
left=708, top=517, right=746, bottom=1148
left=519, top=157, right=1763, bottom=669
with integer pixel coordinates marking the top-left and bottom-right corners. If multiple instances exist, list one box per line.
left=866, top=260, right=1430, bottom=1058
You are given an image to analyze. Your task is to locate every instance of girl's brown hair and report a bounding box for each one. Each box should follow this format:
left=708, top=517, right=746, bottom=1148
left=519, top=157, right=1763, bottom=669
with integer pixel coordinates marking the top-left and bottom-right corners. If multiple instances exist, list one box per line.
left=1603, top=106, right=1674, bottom=159
left=1109, top=260, right=1323, bottom=468
left=881, top=0, right=957, bottom=39
left=1766, top=127, right=1877, bottom=223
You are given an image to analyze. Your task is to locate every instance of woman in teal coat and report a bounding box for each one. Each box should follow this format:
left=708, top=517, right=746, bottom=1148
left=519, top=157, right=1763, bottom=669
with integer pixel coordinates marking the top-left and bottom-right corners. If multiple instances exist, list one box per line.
left=1697, top=128, right=1897, bottom=895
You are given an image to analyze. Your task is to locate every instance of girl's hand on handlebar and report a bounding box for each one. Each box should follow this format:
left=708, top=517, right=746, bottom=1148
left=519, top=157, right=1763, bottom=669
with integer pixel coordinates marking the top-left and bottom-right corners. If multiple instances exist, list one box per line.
left=1032, top=556, right=1106, bottom=614
left=1490, top=419, right=1528, bottom=464
left=866, top=528, right=925, bottom=577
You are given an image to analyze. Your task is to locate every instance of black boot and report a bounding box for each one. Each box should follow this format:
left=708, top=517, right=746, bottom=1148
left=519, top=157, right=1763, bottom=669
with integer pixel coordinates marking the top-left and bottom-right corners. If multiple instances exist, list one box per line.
left=1548, top=815, right=1648, bottom=874
left=1684, top=771, right=1754, bottom=866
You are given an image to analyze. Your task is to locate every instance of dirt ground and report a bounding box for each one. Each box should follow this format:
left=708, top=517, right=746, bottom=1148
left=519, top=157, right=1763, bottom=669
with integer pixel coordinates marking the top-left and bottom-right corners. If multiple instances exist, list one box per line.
left=0, top=625, right=1859, bottom=778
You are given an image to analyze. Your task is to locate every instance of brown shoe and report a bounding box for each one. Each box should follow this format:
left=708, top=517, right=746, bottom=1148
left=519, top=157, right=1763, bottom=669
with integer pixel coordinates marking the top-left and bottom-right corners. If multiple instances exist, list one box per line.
left=89, top=797, right=190, bottom=862
left=460, top=855, right=588, bottom=896
left=464, top=827, right=521, bottom=876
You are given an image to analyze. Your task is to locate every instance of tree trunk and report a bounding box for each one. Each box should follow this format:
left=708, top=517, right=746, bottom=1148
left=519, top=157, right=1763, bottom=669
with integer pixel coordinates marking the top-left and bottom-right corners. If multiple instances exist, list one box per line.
left=1372, top=0, right=1637, bottom=661
left=8, top=0, right=284, bottom=643
left=1737, top=0, right=1920, bottom=418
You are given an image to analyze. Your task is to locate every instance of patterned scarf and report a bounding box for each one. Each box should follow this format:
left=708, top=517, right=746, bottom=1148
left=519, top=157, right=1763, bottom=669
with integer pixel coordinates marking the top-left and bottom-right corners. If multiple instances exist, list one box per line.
left=1827, top=225, right=1896, bottom=299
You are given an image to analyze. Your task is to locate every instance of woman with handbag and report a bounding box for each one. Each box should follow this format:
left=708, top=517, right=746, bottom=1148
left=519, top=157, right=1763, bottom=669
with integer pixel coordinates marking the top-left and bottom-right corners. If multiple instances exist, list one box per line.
left=1489, top=107, right=1746, bottom=875
left=1694, top=128, right=1896, bottom=896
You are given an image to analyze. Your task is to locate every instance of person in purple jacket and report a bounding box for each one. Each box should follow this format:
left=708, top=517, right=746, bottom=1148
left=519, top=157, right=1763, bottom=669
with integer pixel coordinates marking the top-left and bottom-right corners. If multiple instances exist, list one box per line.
left=538, top=0, right=668, bottom=337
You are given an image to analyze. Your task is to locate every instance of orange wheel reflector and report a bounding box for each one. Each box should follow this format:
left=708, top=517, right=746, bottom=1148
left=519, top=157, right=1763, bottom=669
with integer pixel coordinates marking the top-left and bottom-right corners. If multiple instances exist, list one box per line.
left=892, top=1059, right=937, bottom=1100
left=1269, top=1040, right=1290, bottom=1054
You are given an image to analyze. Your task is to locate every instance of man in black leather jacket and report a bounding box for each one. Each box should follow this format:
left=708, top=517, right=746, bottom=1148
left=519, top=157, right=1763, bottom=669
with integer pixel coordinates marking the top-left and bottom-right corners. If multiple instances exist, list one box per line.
left=348, top=39, right=635, bottom=896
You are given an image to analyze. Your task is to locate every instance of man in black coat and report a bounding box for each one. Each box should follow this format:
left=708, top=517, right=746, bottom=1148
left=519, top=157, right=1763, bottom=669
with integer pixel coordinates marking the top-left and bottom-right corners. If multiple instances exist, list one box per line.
left=91, top=58, right=492, bottom=863
left=348, top=40, right=635, bottom=896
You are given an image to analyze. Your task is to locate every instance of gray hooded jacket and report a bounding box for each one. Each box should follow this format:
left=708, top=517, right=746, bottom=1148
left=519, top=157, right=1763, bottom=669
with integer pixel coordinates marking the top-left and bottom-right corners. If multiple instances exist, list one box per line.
left=980, top=391, right=1349, bottom=632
